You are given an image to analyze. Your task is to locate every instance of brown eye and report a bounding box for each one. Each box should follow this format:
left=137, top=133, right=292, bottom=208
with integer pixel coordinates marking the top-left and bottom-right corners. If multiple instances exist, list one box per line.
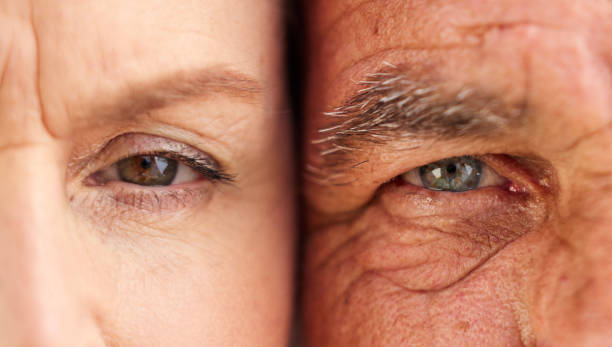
left=117, top=155, right=178, bottom=186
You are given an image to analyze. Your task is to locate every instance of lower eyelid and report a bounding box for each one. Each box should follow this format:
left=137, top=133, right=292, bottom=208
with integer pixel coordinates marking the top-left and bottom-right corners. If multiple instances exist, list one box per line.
left=112, top=187, right=206, bottom=213
left=384, top=182, right=528, bottom=213
left=73, top=182, right=212, bottom=218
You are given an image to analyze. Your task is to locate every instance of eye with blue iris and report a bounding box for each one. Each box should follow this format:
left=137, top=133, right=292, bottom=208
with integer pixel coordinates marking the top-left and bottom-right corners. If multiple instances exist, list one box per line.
left=401, top=156, right=506, bottom=192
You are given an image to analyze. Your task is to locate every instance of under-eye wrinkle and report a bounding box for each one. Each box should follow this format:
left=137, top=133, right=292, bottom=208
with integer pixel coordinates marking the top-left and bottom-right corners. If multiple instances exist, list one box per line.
left=105, top=186, right=206, bottom=213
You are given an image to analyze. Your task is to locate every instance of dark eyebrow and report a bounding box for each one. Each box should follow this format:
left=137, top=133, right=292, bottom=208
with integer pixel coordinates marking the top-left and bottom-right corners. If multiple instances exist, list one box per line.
left=89, top=67, right=263, bottom=124
left=313, top=63, right=526, bottom=159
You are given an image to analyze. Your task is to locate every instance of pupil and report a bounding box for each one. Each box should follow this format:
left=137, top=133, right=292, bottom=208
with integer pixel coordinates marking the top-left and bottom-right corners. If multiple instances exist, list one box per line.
left=140, top=157, right=152, bottom=169
left=117, top=155, right=179, bottom=186
left=418, top=156, right=483, bottom=192
left=446, top=164, right=457, bottom=174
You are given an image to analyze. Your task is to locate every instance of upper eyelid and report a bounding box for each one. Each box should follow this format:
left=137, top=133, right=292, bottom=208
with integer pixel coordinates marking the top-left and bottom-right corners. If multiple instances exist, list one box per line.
left=143, top=151, right=235, bottom=183
left=74, top=133, right=234, bottom=183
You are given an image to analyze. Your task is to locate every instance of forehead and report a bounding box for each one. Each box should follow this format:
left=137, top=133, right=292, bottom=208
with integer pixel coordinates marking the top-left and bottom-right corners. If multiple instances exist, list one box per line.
left=306, top=0, right=611, bottom=81
left=28, top=0, right=280, bottom=132
left=305, top=0, right=612, bottom=122
left=34, top=0, right=279, bottom=74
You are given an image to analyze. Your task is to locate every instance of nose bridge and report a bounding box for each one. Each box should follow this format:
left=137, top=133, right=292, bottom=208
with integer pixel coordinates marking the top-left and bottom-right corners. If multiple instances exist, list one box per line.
left=0, top=146, right=102, bottom=346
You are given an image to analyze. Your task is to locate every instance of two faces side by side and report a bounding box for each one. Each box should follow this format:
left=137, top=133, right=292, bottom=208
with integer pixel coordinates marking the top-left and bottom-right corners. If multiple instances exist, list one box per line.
left=2, top=0, right=612, bottom=346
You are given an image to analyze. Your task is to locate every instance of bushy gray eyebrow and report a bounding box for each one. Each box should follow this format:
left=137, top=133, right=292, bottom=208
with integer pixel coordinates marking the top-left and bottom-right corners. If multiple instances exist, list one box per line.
left=313, top=63, right=526, bottom=159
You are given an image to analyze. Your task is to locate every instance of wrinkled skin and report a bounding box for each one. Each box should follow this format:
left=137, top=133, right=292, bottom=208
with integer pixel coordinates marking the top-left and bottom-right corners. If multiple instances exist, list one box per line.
left=0, top=1, right=293, bottom=346
left=303, top=1, right=612, bottom=346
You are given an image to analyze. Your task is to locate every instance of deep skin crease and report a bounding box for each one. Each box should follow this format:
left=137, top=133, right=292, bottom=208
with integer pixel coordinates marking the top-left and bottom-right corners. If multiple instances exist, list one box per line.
left=0, top=1, right=293, bottom=346
left=303, top=1, right=612, bottom=346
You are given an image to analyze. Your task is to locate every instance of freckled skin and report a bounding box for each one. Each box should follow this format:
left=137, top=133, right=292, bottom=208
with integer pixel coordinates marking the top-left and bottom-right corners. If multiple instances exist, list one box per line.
left=303, top=0, right=612, bottom=346
left=0, top=1, right=293, bottom=346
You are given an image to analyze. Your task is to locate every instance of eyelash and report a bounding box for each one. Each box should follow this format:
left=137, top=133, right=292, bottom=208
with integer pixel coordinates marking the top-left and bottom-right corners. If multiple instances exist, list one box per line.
left=76, top=133, right=233, bottom=214
left=119, top=150, right=233, bottom=184
left=161, top=151, right=235, bottom=183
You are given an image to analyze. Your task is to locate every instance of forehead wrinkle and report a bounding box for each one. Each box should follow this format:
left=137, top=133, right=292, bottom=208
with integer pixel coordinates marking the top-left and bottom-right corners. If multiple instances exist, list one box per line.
left=312, top=0, right=386, bottom=39
left=312, top=0, right=436, bottom=39
left=315, top=0, right=574, bottom=37
left=326, top=19, right=554, bottom=87
left=310, top=0, right=571, bottom=83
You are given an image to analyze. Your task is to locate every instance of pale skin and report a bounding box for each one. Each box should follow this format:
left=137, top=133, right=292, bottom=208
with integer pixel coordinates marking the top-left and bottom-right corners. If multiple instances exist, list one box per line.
left=303, top=0, right=612, bottom=346
left=0, top=1, right=293, bottom=346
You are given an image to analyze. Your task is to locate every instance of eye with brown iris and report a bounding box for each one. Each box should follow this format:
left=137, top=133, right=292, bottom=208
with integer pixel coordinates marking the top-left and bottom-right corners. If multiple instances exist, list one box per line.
left=117, top=155, right=178, bottom=186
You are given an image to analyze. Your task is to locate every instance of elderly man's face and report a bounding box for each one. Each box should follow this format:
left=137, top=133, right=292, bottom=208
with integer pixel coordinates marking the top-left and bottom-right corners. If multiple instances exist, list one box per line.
left=0, top=1, right=293, bottom=346
left=303, top=0, right=612, bottom=345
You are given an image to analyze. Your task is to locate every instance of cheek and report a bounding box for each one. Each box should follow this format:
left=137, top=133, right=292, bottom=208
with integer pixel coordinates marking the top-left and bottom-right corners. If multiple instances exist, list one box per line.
left=86, top=234, right=222, bottom=346
left=304, top=185, right=548, bottom=346
left=102, top=238, right=292, bottom=346
left=305, top=222, right=550, bottom=347
left=75, top=201, right=294, bottom=347
left=305, top=241, right=532, bottom=346
left=526, top=221, right=612, bottom=344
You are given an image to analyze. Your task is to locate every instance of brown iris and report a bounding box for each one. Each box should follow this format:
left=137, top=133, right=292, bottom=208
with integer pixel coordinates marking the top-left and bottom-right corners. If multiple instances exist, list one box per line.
left=117, top=155, right=178, bottom=186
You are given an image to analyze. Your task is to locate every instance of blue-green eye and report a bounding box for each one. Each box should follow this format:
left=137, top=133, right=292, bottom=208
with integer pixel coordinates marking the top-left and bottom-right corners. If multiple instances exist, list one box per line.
left=402, top=156, right=505, bottom=192
left=420, top=156, right=482, bottom=192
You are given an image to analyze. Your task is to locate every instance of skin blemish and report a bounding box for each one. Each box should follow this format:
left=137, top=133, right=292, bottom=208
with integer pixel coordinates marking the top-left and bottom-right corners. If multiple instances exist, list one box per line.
left=457, top=320, right=471, bottom=332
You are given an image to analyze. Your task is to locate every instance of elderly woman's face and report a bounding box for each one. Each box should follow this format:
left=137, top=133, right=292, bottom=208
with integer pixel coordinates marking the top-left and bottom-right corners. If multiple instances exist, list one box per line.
left=303, top=0, right=612, bottom=346
left=0, top=1, right=293, bottom=346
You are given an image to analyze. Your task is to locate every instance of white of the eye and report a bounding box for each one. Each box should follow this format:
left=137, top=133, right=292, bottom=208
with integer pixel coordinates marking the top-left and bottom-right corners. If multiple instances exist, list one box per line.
left=171, top=163, right=201, bottom=185
left=95, top=165, right=120, bottom=182
left=478, top=164, right=506, bottom=187
left=401, top=167, right=423, bottom=187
